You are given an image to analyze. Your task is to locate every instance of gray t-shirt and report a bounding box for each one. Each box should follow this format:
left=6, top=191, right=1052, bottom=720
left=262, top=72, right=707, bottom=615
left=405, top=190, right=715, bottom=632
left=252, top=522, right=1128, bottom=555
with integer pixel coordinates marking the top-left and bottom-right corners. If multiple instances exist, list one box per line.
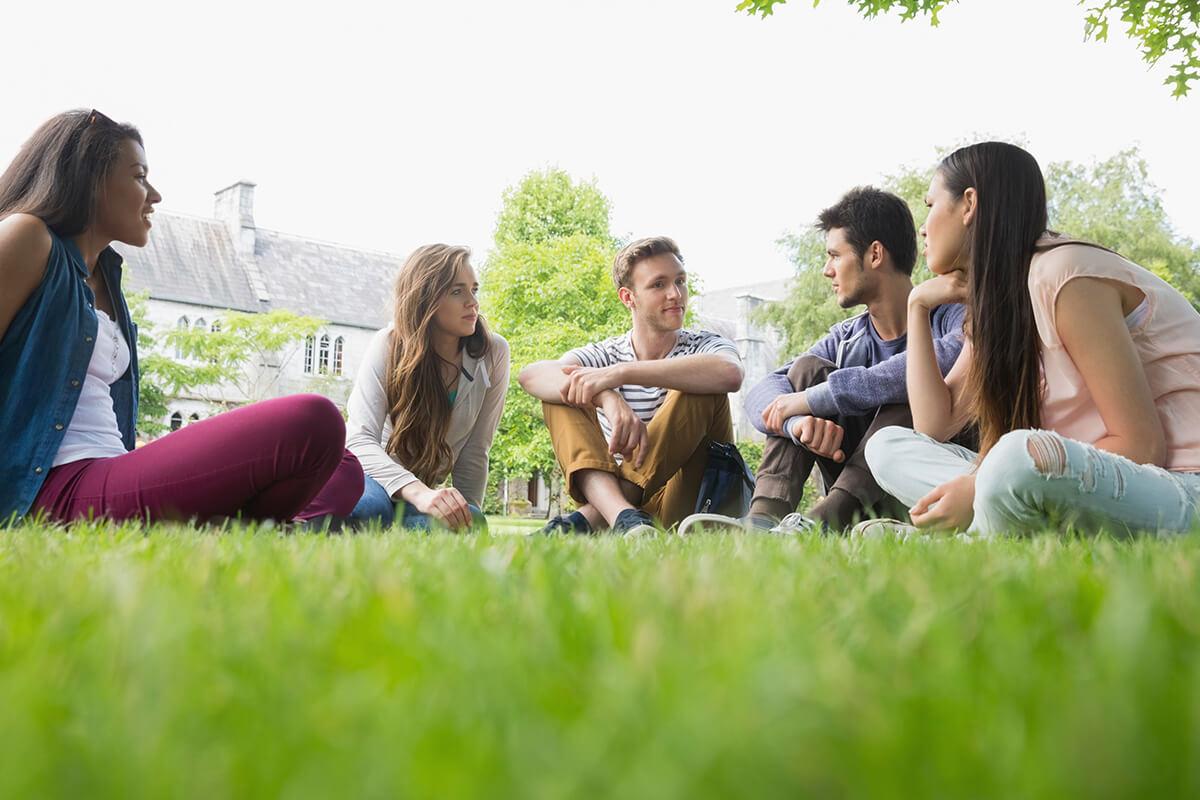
left=564, top=329, right=740, bottom=451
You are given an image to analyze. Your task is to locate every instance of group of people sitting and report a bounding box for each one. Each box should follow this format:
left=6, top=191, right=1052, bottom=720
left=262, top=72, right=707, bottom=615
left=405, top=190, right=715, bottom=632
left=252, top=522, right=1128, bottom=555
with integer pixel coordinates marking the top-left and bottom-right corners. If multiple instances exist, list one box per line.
left=3, top=109, right=1199, bottom=537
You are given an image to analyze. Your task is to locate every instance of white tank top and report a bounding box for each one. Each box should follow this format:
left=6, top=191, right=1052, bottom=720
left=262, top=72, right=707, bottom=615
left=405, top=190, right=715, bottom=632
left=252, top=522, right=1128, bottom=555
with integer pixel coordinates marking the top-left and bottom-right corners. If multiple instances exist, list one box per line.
left=53, top=309, right=132, bottom=467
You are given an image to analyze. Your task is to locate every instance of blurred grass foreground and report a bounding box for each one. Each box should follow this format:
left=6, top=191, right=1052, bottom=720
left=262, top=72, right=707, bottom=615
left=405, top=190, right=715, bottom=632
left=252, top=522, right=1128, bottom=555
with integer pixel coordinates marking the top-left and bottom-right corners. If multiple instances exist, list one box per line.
left=1, top=519, right=1198, bottom=799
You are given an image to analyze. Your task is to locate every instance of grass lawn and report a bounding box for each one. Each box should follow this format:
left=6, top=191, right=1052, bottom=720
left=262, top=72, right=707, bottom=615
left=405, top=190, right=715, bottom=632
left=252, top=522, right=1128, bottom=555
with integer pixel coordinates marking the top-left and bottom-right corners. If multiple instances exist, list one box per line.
left=1, top=520, right=1198, bottom=799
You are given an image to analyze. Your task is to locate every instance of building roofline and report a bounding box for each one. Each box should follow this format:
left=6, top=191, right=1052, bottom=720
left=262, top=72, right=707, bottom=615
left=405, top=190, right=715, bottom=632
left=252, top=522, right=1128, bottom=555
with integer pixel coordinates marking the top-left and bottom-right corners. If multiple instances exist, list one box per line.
left=253, top=225, right=407, bottom=260
left=144, top=293, right=386, bottom=329
left=145, top=208, right=409, bottom=262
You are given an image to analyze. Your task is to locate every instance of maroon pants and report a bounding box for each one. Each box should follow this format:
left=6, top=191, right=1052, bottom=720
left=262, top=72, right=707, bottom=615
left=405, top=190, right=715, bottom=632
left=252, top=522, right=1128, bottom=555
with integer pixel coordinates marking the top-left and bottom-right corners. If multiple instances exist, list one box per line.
left=31, top=394, right=363, bottom=525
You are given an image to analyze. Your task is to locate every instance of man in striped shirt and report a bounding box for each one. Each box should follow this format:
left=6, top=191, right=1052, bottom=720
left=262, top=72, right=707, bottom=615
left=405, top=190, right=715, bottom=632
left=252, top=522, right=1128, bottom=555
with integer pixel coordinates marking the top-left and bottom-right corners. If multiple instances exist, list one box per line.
left=519, top=236, right=744, bottom=535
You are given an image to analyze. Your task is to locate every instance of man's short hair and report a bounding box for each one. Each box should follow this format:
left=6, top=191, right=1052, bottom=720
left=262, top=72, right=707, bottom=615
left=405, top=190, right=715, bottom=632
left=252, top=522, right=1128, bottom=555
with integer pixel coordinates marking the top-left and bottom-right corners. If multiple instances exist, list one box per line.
left=816, top=187, right=917, bottom=275
left=612, top=236, right=683, bottom=289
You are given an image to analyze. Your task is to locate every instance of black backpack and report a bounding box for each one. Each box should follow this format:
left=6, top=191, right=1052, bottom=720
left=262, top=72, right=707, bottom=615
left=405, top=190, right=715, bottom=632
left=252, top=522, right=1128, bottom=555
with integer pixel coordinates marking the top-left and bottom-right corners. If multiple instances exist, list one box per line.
left=693, top=441, right=756, bottom=516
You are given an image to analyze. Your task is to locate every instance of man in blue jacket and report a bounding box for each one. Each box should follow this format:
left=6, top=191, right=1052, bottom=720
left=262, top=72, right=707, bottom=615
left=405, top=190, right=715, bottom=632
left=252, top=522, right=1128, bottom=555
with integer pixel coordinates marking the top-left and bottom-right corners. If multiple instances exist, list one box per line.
left=684, top=187, right=966, bottom=534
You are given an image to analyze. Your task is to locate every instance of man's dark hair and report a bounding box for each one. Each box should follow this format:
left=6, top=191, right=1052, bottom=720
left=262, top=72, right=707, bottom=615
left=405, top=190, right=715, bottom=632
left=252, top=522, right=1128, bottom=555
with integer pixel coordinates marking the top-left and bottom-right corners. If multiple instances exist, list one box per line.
left=816, top=186, right=917, bottom=275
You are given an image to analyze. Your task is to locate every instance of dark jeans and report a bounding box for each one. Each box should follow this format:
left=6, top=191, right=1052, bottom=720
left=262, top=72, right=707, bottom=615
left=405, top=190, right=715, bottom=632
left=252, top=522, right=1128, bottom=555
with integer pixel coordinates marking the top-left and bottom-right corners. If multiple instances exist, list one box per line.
left=750, top=355, right=911, bottom=530
left=348, top=474, right=486, bottom=531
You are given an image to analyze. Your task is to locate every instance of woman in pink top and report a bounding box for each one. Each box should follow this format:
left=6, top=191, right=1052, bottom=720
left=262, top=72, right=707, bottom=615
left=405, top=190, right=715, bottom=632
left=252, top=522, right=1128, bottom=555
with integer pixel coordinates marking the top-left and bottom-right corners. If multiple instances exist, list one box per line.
left=865, top=141, right=1200, bottom=535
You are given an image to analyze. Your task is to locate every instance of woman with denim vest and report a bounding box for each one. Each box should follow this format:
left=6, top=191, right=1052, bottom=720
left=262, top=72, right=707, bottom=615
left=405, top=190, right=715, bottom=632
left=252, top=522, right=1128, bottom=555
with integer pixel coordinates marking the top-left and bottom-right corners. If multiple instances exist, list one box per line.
left=0, top=110, right=364, bottom=525
left=864, top=142, right=1200, bottom=536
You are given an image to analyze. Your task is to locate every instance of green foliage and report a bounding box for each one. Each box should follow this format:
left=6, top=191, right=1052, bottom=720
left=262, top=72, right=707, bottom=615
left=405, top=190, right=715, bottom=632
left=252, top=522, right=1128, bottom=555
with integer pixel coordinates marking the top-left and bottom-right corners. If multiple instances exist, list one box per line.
left=483, top=470, right=507, bottom=515
left=493, top=168, right=614, bottom=247
left=736, top=0, right=1200, bottom=95
left=484, top=234, right=627, bottom=478
left=483, top=169, right=626, bottom=482
left=1046, top=149, right=1200, bottom=307
left=166, top=309, right=326, bottom=405
left=127, top=293, right=207, bottom=437
left=760, top=145, right=1200, bottom=355
left=134, top=356, right=172, bottom=437
left=738, top=0, right=953, bottom=22
left=126, top=293, right=327, bottom=434
left=1084, top=0, right=1200, bottom=97
left=4, top=524, right=1200, bottom=797
left=737, top=439, right=764, bottom=475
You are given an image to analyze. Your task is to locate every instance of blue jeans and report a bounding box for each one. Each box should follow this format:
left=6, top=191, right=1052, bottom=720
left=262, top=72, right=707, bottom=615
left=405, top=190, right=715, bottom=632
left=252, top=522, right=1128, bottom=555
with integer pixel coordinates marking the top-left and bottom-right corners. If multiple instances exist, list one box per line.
left=865, top=427, right=1200, bottom=535
left=347, top=475, right=486, bottom=531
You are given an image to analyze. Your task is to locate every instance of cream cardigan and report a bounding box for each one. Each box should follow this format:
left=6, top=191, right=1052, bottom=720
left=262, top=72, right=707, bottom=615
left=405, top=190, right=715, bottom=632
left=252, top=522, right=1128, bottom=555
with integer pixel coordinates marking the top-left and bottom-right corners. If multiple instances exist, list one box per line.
left=345, top=327, right=510, bottom=507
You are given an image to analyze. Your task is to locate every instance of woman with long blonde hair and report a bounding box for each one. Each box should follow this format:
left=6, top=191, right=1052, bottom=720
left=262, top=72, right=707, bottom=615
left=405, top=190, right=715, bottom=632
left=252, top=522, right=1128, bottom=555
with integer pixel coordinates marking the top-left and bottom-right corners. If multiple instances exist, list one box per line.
left=345, top=244, right=509, bottom=529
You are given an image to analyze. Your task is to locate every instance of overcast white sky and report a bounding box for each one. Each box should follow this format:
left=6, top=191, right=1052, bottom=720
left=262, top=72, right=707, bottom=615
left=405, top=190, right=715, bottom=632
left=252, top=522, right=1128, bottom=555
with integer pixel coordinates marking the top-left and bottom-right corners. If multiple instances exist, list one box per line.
left=4, top=0, right=1198, bottom=291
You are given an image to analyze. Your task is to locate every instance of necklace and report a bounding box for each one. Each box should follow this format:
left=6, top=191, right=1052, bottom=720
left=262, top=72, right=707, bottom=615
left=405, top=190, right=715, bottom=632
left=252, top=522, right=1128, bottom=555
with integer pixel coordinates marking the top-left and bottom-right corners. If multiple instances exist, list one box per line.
left=434, top=351, right=462, bottom=391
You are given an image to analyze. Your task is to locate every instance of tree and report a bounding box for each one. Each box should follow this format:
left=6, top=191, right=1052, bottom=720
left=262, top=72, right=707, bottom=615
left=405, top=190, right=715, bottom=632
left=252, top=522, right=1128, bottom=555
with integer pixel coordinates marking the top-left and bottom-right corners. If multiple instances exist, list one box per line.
left=482, top=169, right=628, bottom=511
left=736, top=1, right=1200, bottom=96
left=164, top=309, right=326, bottom=406
left=128, top=296, right=326, bottom=437
left=1046, top=149, right=1200, bottom=306
left=127, top=294, right=172, bottom=437
left=494, top=169, right=614, bottom=247
left=758, top=145, right=1200, bottom=355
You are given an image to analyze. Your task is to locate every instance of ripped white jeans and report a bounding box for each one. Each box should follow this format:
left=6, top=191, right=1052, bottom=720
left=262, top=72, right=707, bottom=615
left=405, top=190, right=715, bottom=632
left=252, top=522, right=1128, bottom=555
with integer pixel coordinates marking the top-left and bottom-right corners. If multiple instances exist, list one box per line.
left=865, top=427, right=1200, bottom=535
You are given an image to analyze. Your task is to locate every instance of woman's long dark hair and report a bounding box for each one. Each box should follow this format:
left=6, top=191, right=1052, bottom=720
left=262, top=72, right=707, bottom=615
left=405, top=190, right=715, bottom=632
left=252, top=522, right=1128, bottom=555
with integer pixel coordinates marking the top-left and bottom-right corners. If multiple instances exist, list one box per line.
left=939, top=142, right=1048, bottom=457
left=385, top=244, right=491, bottom=486
left=0, top=109, right=142, bottom=236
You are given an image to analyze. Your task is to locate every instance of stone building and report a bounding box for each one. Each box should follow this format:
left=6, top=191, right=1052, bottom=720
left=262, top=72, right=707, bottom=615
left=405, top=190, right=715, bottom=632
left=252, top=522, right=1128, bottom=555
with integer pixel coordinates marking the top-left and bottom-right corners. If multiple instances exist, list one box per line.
left=115, top=181, right=401, bottom=430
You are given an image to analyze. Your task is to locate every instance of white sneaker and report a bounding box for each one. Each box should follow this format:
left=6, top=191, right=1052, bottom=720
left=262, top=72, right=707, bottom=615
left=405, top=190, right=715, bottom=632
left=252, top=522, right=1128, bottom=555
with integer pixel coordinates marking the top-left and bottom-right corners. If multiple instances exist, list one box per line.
left=850, top=518, right=919, bottom=540
left=769, top=512, right=819, bottom=536
left=677, top=513, right=790, bottom=536
left=677, top=513, right=745, bottom=536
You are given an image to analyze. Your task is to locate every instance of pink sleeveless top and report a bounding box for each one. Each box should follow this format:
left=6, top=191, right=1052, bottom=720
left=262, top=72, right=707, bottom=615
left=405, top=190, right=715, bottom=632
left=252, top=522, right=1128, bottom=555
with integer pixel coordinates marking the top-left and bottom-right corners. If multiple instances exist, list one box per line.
left=1028, top=236, right=1200, bottom=472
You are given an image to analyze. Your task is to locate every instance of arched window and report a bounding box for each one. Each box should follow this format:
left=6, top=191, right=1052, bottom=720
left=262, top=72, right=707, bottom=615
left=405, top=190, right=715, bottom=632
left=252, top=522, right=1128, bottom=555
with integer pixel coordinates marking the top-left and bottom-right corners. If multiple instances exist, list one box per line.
left=333, top=337, right=344, bottom=376
left=210, top=320, right=222, bottom=333
left=175, top=316, right=189, bottom=358
left=304, top=335, right=315, bottom=375
left=189, top=413, right=200, bottom=424
left=193, top=317, right=207, bottom=331
left=169, top=412, right=183, bottom=431
left=318, top=334, right=330, bottom=375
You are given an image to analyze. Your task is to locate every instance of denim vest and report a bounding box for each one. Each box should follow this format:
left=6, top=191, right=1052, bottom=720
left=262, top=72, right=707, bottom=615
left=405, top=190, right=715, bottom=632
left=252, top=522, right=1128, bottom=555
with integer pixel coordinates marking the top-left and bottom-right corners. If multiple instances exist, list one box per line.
left=0, top=228, right=139, bottom=523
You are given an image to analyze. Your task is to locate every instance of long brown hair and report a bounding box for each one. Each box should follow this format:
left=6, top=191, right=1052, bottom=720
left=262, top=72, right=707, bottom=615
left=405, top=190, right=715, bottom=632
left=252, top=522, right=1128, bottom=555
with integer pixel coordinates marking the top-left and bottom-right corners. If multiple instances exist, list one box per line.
left=385, top=244, right=490, bottom=486
left=0, top=109, right=142, bottom=235
left=939, top=142, right=1048, bottom=457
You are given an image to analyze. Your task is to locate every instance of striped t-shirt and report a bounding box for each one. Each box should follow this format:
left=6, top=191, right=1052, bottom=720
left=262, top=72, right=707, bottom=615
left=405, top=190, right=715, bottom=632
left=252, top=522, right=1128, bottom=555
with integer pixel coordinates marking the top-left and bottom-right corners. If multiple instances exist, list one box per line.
left=564, top=329, right=741, bottom=452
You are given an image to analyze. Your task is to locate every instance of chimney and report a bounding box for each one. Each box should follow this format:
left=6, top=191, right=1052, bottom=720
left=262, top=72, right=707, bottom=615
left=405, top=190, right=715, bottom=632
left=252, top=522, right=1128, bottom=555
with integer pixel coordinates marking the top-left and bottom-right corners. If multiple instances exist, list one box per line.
left=214, top=180, right=256, bottom=260
left=213, top=180, right=270, bottom=303
left=735, top=293, right=764, bottom=342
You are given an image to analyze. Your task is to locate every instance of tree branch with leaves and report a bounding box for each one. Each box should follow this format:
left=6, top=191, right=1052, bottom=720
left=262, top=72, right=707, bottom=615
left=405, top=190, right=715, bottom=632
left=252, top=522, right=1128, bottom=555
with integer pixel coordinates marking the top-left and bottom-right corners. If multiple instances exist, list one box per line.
left=737, top=0, right=1200, bottom=96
